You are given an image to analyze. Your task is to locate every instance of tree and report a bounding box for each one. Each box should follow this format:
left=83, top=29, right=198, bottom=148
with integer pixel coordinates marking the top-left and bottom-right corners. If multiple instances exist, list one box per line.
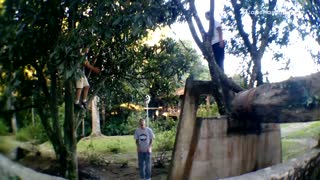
left=0, top=0, right=191, bottom=178
left=170, top=0, right=299, bottom=113
left=93, top=38, right=196, bottom=133
left=295, top=0, right=320, bottom=64
left=171, top=0, right=243, bottom=114
left=223, top=0, right=296, bottom=88
left=90, top=96, right=102, bottom=137
left=297, top=0, right=320, bottom=45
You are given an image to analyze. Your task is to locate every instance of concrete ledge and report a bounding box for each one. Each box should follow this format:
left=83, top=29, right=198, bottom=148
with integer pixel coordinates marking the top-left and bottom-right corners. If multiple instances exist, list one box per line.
left=223, top=148, right=320, bottom=180
left=0, top=154, right=65, bottom=180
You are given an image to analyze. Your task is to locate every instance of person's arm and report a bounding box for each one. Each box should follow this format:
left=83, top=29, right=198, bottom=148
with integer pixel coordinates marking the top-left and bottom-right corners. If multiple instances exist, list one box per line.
left=148, top=128, right=155, bottom=152
left=134, top=130, right=139, bottom=151
left=83, top=59, right=100, bottom=74
left=149, top=139, right=153, bottom=146
left=136, top=139, right=139, bottom=152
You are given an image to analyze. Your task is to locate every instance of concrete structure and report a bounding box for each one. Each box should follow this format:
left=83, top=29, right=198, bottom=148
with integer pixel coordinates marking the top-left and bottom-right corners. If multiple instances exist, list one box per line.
left=168, top=79, right=282, bottom=180
left=0, top=154, right=66, bottom=180
left=223, top=148, right=320, bottom=180
left=189, top=117, right=281, bottom=180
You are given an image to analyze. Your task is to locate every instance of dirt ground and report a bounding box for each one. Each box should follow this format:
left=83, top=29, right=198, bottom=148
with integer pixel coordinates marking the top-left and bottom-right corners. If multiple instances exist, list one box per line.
left=19, top=154, right=168, bottom=180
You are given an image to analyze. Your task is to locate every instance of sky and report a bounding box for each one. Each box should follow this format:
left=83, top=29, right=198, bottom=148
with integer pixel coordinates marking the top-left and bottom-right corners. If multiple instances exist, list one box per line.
left=169, top=0, right=320, bottom=83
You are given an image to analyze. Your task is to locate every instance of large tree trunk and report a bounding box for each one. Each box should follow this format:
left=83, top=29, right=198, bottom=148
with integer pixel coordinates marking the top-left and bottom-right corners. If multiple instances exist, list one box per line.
left=64, top=79, right=78, bottom=180
left=6, top=96, right=18, bottom=134
left=232, top=72, right=320, bottom=123
left=91, top=96, right=102, bottom=136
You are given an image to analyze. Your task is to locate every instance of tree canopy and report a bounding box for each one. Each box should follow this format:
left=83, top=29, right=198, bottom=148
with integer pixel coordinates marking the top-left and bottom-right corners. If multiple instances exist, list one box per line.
left=0, top=0, right=194, bottom=178
left=223, top=0, right=296, bottom=87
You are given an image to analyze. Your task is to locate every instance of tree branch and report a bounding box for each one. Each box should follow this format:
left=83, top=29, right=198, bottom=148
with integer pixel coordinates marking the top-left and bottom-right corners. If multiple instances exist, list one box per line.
left=207, top=0, right=215, bottom=40
left=231, top=0, right=253, bottom=54
left=249, top=1, right=258, bottom=51
left=189, top=0, right=206, bottom=41
left=258, top=0, right=277, bottom=57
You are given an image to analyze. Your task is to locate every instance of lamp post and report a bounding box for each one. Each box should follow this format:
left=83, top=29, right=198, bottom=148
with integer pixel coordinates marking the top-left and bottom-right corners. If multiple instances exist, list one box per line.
left=145, top=95, right=151, bottom=127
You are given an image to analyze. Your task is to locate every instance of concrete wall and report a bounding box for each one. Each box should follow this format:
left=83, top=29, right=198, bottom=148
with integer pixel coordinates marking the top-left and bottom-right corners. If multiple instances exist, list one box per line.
left=0, top=154, right=65, bottom=180
left=223, top=148, right=320, bottom=180
left=189, top=117, right=281, bottom=180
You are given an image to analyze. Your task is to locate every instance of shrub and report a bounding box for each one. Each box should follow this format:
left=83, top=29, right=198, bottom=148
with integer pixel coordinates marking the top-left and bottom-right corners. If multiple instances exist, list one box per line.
left=151, top=117, right=177, bottom=133
left=108, top=140, right=122, bottom=154
left=154, top=129, right=176, bottom=152
left=125, top=111, right=145, bottom=134
left=197, top=103, right=219, bottom=117
left=153, top=129, right=176, bottom=167
left=16, top=123, right=48, bottom=143
left=0, top=120, right=9, bottom=135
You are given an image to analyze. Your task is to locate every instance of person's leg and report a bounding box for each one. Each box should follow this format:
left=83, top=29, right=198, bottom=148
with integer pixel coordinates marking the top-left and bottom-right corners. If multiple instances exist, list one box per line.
left=75, top=78, right=84, bottom=109
left=138, top=152, right=145, bottom=180
left=81, top=76, right=90, bottom=109
left=75, top=88, right=82, bottom=104
left=82, top=86, right=89, bottom=101
left=219, top=43, right=225, bottom=71
left=145, top=153, right=152, bottom=180
left=212, top=43, right=224, bottom=72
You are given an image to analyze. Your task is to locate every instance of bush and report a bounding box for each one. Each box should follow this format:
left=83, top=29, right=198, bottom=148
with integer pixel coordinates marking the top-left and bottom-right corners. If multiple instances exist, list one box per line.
left=197, top=103, right=219, bottom=117
left=154, top=129, right=176, bottom=152
left=125, top=111, right=145, bottom=134
left=151, top=117, right=177, bottom=133
left=0, top=120, right=9, bottom=135
left=102, top=111, right=178, bottom=136
left=16, top=123, right=48, bottom=143
left=153, top=129, right=176, bottom=167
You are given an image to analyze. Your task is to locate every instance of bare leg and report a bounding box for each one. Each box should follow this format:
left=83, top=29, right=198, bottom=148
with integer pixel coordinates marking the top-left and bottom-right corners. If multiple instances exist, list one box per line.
left=82, top=86, right=90, bottom=102
left=75, top=88, right=83, bottom=104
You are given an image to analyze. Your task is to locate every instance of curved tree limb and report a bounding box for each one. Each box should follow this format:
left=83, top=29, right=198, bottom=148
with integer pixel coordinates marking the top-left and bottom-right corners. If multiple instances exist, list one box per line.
left=231, top=0, right=253, bottom=54
left=258, top=0, right=277, bottom=56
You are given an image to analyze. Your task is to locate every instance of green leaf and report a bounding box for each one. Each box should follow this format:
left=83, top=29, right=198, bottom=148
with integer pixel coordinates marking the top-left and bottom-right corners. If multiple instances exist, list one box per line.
left=112, top=16, right=122, bottom=26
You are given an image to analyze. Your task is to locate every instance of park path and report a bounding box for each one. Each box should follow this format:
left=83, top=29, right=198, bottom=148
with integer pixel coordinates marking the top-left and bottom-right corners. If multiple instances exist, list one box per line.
left=280, top=122, right=318, bottom=148
left=280, top=122, right=316, bottom=138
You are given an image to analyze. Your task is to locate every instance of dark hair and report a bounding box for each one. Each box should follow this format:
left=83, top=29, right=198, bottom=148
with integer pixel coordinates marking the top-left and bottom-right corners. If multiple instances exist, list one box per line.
left=205, top=11, right=210, bottom=16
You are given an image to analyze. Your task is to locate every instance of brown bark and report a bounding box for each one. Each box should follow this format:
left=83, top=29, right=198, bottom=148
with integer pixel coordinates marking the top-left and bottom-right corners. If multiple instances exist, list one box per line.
left=231, top=0, right=277, bottom=88
left=64, top=79, right=78, bottom=180
left=232, top=72, right=320, bottom=123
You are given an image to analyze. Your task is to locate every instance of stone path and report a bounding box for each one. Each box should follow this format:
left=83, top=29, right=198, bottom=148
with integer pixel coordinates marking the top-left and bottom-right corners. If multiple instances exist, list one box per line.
left=280, top=122, right=315, bottom=138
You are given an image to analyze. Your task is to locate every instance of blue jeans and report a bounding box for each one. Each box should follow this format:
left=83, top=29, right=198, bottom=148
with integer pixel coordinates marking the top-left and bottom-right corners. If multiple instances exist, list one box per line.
left=138, top=152, right=152, bottom=179
left=212, top=42, right=225, bottom=72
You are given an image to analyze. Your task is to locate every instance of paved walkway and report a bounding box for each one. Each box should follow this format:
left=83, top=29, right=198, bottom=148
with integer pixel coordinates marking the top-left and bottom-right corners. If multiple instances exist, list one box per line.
left=280, top=122, right=316, bottom=138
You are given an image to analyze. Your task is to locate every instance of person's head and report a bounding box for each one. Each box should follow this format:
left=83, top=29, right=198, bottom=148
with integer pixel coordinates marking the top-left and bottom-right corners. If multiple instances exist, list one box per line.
left=205, top=11, right=211, bottom=20
left=139, top=118, right=146, bottom=128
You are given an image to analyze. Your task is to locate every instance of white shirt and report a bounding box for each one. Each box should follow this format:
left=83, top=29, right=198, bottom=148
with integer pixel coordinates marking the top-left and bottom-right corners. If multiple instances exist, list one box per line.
left=211, top=20, right=222, bottom=45
left=134, top=127, right=155, bottom=152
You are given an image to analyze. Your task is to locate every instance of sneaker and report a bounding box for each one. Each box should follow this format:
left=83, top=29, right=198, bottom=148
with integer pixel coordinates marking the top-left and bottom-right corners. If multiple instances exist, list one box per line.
left=82, top=101, right=88, bottom=109
left=74, top=103, right=84, bottom=110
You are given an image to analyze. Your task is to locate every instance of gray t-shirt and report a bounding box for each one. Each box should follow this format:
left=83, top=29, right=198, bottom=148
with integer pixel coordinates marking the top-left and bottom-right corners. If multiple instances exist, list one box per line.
left=134, top=127, right=155, bottom=152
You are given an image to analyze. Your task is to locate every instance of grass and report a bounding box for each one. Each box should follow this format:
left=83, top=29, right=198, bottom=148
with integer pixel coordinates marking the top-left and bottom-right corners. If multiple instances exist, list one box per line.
left=282, top=121, right=320, bottom=139
left=2, top=121, right=320, bottom=165
left=77, top=135, right=136, bottom=155
left=281, top=139, right=311, bottom=161
left=0, top=136, right=19, bottom=155
left=281, top=121, right=320, bottom=162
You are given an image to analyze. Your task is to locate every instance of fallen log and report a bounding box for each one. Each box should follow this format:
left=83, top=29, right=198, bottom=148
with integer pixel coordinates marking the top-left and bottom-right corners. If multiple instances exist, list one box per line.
left=232, top=72, right=320, bottom=123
